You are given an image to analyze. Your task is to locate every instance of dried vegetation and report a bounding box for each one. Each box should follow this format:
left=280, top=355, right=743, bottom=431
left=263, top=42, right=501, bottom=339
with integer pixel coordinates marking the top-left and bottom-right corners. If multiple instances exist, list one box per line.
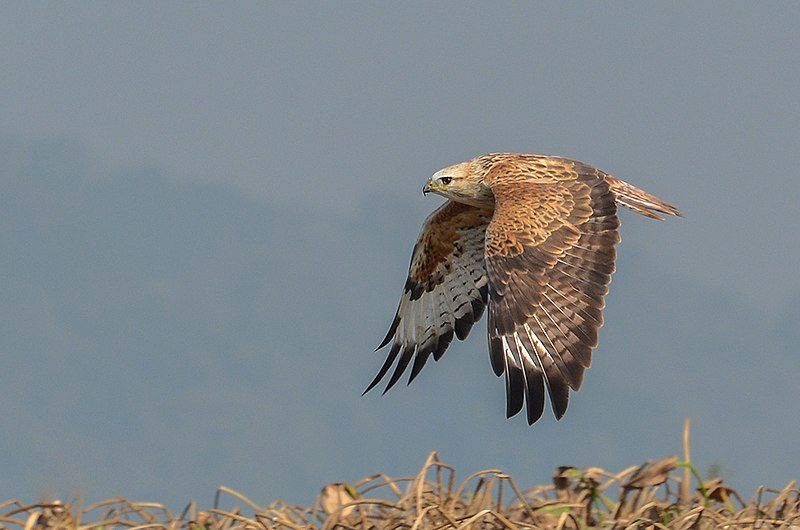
left=2, top=425, right=797, bottom=530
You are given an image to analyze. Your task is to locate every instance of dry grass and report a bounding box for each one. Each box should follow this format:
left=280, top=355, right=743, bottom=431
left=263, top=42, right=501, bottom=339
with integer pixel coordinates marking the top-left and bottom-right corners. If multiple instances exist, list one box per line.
left=3, top=425, right=798, bottom=530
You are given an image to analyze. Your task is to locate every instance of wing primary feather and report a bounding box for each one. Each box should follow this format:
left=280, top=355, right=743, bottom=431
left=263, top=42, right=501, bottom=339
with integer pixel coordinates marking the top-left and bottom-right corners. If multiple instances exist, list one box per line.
left=547, top=371, right=570, bottom=420
left=432, top=281, right=455, bottom=361
left=376, top=313, right=401, bottom=351
left=454, top=312, right=474, bottom=340
left=408, top=287, right=436, bottom=384
left=506, top=362, right=525, bottom=418
left=501, top=336, right=525, bottom=418
left=523, top=364, right=545, bottom=424
left=534, top=305, right=580, bottom=388
left=488, top=312, right=505, bottom=376
left=433, top=328, right=454, bottom=361
left=450, top=260, right=482, bottom=340
left=530, top=313, right=572, bottom=418
left=488, top=338, right=504, bottom=376
left=537, top=299, right=588, bottom=388
left=478, top=283, right=489, bottom=303
left=408, top=299, right=435, bottom=384
left=407, top=348, right=431, bottom=385
left=363, top=342, right=401, bottom=395
left=489, top=336, right=505, bottom=377
left=383, top=344, right=416, bottom=393
left=514, top=331, right=546, bottom=425
left=470, top=297, right=485, bottom=323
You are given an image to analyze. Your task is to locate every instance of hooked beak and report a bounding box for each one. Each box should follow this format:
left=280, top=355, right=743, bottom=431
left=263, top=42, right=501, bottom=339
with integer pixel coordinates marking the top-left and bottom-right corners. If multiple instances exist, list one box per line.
left=422, top=178, right=446, bottom=196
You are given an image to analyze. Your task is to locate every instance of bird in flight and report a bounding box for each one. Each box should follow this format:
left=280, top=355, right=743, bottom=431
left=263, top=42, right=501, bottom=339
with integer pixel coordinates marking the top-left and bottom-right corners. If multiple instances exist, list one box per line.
left=365, top=153, right=681, bottom=425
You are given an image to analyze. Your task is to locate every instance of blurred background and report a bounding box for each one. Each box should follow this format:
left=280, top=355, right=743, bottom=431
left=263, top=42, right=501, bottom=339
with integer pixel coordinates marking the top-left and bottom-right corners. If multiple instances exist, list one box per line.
left=1, top=2, right=798, bottom=508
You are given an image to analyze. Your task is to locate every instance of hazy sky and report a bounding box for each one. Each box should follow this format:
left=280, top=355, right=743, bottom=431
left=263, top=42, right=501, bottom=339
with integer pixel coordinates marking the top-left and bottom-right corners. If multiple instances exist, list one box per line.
left=1, top=3, right=798, bottom=508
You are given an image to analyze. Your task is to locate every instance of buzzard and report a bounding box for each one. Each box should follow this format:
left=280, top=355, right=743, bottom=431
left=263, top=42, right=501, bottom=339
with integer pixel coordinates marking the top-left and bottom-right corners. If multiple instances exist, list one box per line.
left=365, top=153, right=681, bottom=424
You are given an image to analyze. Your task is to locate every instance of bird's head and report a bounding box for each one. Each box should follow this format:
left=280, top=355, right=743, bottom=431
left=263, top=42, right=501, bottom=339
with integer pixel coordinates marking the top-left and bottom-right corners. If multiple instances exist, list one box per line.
left=423, top=160, right=494, bottom=208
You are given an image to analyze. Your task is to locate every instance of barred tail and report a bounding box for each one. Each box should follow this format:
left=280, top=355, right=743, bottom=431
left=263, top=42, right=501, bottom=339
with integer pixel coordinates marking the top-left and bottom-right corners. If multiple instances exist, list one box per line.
left=604, top=175, right=682, bottom=220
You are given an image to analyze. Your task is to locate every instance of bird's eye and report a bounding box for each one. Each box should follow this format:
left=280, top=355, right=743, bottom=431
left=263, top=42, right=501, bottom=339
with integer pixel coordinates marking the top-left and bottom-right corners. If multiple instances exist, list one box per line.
left=440, top=177, right=453, bottom=185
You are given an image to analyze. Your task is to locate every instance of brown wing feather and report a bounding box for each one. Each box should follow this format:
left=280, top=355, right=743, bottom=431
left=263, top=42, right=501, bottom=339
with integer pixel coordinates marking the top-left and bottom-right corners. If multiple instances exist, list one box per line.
left=366, top=201, right=492, bottom=394
left=482, top=156, right=620, bottom=424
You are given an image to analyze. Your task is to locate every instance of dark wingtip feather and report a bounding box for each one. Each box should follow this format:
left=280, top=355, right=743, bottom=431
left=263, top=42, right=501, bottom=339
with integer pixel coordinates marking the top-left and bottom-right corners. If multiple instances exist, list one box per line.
left=382, top=344, right=415, bottom=394
left=407, top=348, right=432, bottom=385
left=433, top=329, right=454, bottom=361
left=479, top=283, right=489, bottom=303
left=470, top=298, right=486, bottom=323
left=547, top=377, right=570, bottom=420
left=505, top=365, right=525, bottom=418
left=363, top=343, right=401, bottom=395
left=522, top=366, right=546, bottom=426
left=489, top=335, right=505, bottom=377
left=376, top=314, right=401, bottom=351
left=454, top=312, right=474, bottom=340
left=568, top=365, right=586, bottom=392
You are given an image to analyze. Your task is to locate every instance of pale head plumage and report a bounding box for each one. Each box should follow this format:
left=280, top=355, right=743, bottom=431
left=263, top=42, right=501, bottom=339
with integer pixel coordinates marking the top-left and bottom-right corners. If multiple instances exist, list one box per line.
left=423, top=158, right=494, bottom=209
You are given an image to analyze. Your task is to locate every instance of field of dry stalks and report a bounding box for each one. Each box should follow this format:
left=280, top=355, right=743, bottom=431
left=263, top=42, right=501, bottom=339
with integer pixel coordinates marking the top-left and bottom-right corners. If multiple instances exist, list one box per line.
left=2, top=453, right=798, bottom=530
left=2, top=426, right=798, bottom=530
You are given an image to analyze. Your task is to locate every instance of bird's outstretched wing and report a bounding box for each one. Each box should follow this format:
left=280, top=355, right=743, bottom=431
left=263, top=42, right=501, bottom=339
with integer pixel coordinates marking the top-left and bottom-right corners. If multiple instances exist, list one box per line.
left=483, top=157, right=621, bottom=424
left=366, top=200, right=492, bottom=394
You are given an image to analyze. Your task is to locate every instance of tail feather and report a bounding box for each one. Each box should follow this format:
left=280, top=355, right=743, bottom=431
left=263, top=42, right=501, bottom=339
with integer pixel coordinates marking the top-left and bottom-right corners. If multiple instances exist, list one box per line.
left=604, top=175, right=682, bottom=220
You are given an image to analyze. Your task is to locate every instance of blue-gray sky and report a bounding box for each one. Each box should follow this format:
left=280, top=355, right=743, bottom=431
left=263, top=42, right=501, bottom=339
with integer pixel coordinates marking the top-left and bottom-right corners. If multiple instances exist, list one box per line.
left=1, top=2, right=798, bottom=508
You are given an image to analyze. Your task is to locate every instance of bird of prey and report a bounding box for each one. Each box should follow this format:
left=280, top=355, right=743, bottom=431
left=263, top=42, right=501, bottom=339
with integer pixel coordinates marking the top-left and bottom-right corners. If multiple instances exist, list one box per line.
left=365, top=153, right=681, bottom=425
